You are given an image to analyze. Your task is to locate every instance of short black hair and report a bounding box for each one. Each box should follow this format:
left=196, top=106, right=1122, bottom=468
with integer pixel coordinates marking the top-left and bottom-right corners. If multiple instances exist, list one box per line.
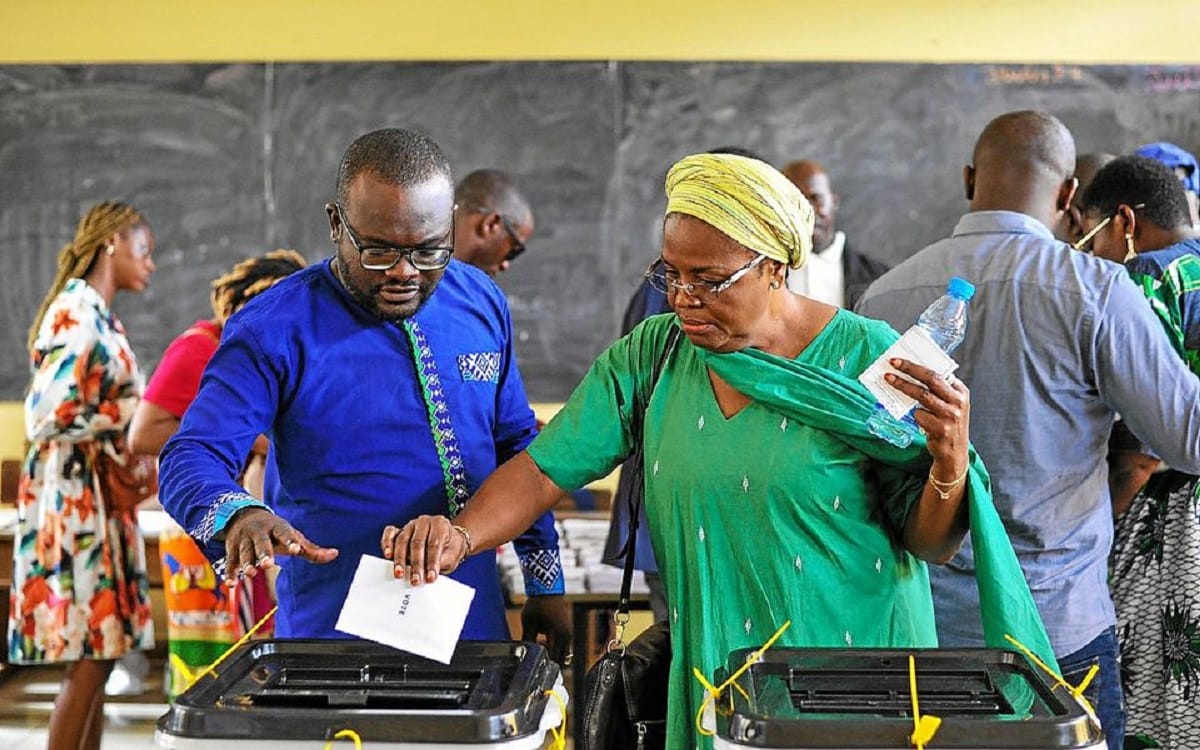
left=1080, top=155, right=1191, bottom=230
left=454, top=169, right=531, bottom=222
left=335, top=128, right=452, bottom=205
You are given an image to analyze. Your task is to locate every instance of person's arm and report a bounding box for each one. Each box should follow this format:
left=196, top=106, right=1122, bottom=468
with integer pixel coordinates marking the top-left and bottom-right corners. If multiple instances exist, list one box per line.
left=1109, top=452, right=1159, bottom=517
left=158, top=317, right=335, bottom=578
left=384, top=318, right=671, bottom=583
left=128, top=400, right=181, bottom=456
left=1106, top=418, right=1159, bottom=517
left=882, top=359, right=972, bottom=564
left=1093, top=274, right=1200, bottom=474
left=385, top=453, right=570, bottom=584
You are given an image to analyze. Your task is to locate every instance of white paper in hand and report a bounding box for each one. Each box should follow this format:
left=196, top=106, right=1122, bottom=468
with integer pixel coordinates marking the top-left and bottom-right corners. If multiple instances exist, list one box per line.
left=858, top=325, right=959, bottom=419
left=335, top=554, right=475, bottom=664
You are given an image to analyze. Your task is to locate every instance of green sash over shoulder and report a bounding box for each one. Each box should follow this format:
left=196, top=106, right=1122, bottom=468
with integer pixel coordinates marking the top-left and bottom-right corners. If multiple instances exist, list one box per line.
left=698, top=343, right=1058, bottom=672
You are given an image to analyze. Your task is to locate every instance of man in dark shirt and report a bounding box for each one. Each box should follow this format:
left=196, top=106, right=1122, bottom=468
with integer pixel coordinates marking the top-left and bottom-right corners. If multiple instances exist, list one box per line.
left=781, top=160, right=889, bottom=308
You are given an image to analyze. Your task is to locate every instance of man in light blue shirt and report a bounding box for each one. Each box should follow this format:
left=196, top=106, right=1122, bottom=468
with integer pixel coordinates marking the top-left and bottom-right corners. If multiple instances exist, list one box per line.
left=858, top=111, right=1200, bottom=750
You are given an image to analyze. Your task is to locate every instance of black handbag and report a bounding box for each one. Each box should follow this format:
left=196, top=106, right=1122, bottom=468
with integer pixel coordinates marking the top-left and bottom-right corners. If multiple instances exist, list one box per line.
left=581, top=327, right=680, bottom=750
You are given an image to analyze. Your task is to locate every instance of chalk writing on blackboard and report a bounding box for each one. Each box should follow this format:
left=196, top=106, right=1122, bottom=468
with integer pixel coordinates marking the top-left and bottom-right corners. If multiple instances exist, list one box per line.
left=1144, top=67, right=1200, bottom=93
left=985, top=65, right=1085, bottom=86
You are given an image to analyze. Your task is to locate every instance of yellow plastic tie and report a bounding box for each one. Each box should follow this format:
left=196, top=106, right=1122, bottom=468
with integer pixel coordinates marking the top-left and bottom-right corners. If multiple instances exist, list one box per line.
left=181, top=605, right=278, bottom=691
left=168, top=652, right=197, bottom=694
left=323, top=728, right=363, bottom=750
left=908, top=654, right=942, bottom=749
left=1003, top=633, right=1099, bottom=727
left=543, top=689, right=568, bottom=750
left=692, top=620, right=792, bottom=737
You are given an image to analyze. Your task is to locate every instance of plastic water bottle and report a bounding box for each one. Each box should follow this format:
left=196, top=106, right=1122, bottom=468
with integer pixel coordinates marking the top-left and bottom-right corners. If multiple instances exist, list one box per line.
left=915, top=277, right=974, bottom=355
left=864, top=277, right=975, bottom=446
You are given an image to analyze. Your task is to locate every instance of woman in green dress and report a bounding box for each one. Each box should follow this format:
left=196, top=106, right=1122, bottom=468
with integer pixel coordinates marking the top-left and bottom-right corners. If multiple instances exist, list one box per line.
left=384, top=153, right=1053, bottom=749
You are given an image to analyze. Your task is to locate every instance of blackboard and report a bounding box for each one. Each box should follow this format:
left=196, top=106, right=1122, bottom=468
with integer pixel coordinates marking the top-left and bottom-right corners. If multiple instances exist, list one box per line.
left=2, top=62, right=1199, bottom=401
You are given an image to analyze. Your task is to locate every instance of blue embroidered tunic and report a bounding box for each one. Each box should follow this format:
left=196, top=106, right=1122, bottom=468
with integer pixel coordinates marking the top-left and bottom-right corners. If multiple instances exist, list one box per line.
left=159, top=259, right=563, bottom=639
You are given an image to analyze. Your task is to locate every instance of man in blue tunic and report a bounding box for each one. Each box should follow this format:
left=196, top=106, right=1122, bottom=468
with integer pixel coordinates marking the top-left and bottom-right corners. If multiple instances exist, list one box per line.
left=158, top=128, right=569, bottom=656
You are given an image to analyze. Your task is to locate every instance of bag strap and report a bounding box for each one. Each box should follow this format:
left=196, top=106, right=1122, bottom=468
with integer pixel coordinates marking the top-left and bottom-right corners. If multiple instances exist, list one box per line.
left=614, top=326, right=681, bottom=630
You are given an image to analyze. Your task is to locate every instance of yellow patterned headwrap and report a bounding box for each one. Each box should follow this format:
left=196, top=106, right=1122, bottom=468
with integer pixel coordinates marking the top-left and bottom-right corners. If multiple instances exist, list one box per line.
left=665, top=153, right=814, bottom=269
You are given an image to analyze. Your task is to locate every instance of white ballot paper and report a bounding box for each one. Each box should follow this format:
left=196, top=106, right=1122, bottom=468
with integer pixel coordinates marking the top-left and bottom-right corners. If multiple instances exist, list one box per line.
left=335, top=554, right=475, bottom=664
left=858, top=325, right=959, bottom=419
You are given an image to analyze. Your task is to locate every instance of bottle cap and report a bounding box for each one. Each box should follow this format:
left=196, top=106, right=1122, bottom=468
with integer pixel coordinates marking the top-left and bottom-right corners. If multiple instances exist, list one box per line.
left=947, top=277, right=975, bottom=301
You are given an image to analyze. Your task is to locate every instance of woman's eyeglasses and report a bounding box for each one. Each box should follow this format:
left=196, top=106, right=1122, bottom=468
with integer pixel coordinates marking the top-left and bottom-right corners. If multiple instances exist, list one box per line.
left=1073, top=203, right=1146, bottom=253
left=644, top=254, right=767, bottom=303
left=335, top=203, right=455, bottom=271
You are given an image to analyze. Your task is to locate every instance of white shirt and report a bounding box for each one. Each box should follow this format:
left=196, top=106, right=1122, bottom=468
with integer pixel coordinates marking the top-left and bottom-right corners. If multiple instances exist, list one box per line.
left=785, top=230, right=845, bottom=307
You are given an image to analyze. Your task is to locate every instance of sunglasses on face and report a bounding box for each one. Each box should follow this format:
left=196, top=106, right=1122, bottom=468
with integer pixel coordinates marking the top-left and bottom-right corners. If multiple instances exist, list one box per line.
left=499, top=216, right=526, bottom=263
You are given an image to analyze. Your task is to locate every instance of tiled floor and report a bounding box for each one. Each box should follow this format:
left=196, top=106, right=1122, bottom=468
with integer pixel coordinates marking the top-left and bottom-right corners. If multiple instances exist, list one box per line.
left=0, top=661, right=165, bottom=749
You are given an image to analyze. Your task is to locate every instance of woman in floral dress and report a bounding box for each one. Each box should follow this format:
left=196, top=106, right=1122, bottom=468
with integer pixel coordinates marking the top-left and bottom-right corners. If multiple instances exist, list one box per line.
left=1078, top=156, right=1200, bottom=749
left=8, top=201, right=157, bottom=750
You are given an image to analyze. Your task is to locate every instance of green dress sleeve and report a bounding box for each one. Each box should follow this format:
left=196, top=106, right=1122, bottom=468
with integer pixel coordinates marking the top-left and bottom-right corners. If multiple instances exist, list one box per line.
left=526, top=313, right=679, bottom=491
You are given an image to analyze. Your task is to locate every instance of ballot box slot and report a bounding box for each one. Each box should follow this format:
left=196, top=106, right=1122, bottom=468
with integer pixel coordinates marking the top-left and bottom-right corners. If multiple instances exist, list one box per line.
left=788, top=666, right=1010, bottom=715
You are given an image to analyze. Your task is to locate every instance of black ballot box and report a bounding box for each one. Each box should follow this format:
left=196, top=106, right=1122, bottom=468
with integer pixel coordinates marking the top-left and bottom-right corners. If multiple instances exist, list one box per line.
left=155, top=640, right=565, bottom=749
left=712, top=648, right=1105, bottom=750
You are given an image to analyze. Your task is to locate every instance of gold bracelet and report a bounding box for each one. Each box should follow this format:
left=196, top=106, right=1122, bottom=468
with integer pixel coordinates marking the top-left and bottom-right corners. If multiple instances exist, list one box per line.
left=928, top=465, right=969, bottom=501
left=451, top=524, right=473, bottom=568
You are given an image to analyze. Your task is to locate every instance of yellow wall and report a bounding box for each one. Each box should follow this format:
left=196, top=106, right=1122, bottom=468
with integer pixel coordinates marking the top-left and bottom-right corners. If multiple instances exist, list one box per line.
left=4, top=0, right=1200, bottom=64
left=0, top=404, right=22, bottom=461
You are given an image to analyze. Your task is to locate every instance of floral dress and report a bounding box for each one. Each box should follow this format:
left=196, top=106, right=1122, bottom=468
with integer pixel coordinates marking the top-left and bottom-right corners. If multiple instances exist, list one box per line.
left=1110, top=245, right=1200, bottom=749
left=7, top=279, right=154, bottom=663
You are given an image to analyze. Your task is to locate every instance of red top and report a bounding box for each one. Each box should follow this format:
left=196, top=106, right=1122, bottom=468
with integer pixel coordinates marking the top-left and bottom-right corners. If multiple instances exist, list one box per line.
left=142, top=319, right=221, bottom=418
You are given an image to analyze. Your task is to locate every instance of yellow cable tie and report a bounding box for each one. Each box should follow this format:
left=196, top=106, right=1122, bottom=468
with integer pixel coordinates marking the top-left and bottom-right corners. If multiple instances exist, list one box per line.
left=691, top=620, right=793, bottom=738
left=1003, top=633, right=1099, bottom=725
left=907, top=654, right=942, bottom=749
left=323, top=728, right=363, bottom=750
left=911, top=715, right=942, bottom=748
left=543, top=689, right=568, bottom=750
left=183, top=605, right=279, bottom=691
left=692, top=666, right=721, bottom=737
left=1071, top=664, right=1099, bottom=698
left=168, top=653, right=197, bottom=686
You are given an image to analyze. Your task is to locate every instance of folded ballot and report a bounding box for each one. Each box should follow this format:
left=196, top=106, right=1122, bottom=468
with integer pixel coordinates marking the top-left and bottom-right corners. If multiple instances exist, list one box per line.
left=335, top=554, right=475, bottom=664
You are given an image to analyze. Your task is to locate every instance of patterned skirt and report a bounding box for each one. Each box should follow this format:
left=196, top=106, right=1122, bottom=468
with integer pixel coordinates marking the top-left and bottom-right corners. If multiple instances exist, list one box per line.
left=1111, top=471, right=1200, bottom=749
left=7, top=505, right=155, bottom=664
left=159, top=519, right=275, bottom=698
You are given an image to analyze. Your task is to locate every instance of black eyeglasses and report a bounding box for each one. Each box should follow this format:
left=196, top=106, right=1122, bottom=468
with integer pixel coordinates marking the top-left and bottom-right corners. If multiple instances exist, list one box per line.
left=334, top=203, right=454, bottom=271
left=644, top=254, right=766, bottom=303
left=499, top=216, right=526, bottom=263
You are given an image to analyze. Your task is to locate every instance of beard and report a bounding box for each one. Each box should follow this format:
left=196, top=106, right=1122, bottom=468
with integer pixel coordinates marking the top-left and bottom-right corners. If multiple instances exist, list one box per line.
left=335, top=257, right=441, bottom=323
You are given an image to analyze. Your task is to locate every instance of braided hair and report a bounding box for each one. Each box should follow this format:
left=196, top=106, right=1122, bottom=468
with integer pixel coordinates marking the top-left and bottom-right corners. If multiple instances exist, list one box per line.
left=210, top=249, right=308, bottom=325
left=27, top=201, right=144, bottom=353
